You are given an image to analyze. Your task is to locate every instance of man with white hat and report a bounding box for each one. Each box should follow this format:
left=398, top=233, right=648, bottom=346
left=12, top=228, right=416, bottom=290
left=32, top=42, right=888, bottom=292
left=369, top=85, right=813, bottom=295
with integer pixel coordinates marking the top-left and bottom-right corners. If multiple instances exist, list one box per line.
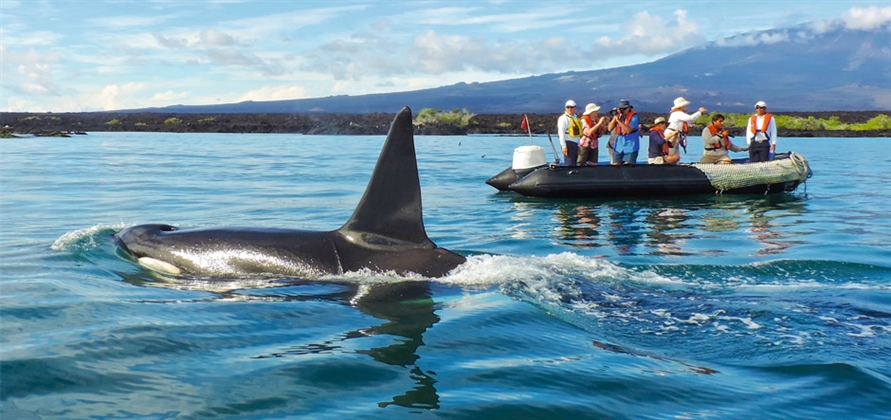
left=667, top=97, right=707, bottom=162
left=745, top=100, right=777, bottom=162
left=557, top=100, right=582, bottom=166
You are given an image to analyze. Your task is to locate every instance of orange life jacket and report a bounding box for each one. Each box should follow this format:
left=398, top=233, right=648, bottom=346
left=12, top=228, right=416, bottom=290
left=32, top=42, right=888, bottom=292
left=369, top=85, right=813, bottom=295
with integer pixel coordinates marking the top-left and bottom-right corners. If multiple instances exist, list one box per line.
left=617, top=111, right=636, bottom=135
left=750, top=113, right=773, bottom=136
left=708, top=124, right=731, bottom=150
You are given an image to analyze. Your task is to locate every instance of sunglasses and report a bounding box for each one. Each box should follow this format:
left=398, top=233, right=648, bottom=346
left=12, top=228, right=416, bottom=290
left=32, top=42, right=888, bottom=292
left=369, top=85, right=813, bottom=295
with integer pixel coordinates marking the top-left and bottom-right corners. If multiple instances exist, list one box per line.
left=756, top=106, right=766, bottom=109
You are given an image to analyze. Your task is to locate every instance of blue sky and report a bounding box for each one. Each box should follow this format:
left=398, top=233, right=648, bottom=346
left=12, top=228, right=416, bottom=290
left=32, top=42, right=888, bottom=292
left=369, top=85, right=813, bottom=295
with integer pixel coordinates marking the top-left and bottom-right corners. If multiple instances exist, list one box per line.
left=1, top=1, right=889, bottom=112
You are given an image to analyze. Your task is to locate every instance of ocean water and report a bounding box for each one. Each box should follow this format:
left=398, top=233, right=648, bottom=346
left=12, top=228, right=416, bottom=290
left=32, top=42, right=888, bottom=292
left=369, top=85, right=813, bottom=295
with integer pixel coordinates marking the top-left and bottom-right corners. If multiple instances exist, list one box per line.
left=1, top=131, right=889, bottom=419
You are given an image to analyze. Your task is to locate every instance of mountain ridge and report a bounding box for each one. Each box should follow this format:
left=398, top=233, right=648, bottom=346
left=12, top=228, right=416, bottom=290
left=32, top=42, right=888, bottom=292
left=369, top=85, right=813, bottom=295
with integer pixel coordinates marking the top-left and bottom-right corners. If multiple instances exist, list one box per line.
left=122, top=24, right=891, bottom=115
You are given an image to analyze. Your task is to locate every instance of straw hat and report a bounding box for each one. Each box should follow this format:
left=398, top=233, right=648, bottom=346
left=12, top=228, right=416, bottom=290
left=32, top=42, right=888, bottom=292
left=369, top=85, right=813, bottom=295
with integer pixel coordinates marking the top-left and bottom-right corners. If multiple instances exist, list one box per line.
left=653, top=117, right=668, bottom=125
left=583, top=103, right=601, bottom=115
left=673, top=97, right=691, bottom=108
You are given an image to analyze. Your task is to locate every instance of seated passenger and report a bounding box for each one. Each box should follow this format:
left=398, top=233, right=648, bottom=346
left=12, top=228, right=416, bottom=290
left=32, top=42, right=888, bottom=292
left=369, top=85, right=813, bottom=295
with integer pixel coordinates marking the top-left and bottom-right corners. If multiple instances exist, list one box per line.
left=647, top=117, right=679, bottom=164
left=699, top=114, right=748, bottom=164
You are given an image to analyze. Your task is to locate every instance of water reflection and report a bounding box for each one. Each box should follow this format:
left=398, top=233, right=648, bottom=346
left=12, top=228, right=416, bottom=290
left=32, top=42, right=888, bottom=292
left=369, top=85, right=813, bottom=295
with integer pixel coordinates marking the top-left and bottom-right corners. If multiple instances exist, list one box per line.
left=115, top=266, right=443, bottom=410
left=501, top=194, right=809, bottom=257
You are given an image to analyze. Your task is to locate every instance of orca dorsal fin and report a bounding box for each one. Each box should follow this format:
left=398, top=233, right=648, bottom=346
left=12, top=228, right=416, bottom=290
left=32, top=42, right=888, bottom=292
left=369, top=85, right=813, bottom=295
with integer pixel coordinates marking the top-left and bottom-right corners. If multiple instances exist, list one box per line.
left=338, top=107, right=434, bottom=247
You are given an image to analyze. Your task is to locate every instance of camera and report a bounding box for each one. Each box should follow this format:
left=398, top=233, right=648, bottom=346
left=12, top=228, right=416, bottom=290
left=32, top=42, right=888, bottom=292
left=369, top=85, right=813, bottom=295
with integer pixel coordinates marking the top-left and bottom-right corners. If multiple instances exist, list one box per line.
left=609, top=108, right=619, bottom=117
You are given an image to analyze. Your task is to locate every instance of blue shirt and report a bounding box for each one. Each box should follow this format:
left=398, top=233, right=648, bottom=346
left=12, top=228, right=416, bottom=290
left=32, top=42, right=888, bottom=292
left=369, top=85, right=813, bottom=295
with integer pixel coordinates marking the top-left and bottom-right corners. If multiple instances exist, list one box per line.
left=614, top=113, right=640, bottom=154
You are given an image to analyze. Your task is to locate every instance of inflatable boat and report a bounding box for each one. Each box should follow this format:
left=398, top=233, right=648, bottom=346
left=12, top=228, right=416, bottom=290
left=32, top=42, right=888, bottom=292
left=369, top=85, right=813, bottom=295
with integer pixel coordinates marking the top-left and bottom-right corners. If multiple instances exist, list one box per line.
left=486, top=145, right=813, bottom=198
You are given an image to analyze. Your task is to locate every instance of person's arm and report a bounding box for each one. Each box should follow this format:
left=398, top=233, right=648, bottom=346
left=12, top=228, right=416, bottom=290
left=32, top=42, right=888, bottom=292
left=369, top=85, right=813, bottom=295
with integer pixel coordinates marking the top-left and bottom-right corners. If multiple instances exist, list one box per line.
left=745, top=117, right=754, bottom=146
left=682, top=110, right=702, bottom=123
left=664, top=129, right=678, bottom=145
left=628, top=115, right=640, bottom=133
left=768, top=117, right=778, bottom=153
left=557, top=116, right=568, bottom=150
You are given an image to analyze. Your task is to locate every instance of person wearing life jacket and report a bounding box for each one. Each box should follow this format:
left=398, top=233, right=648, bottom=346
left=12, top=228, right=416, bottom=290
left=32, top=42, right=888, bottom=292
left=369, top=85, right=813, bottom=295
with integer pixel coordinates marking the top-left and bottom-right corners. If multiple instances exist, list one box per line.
left=608, top=99, right=641, bottom=165
left=557, top=100, right=583, bottom=166
left=745, top=100, right=777, bottom=162
left=577, top=103, right=608, bottom=166
left=667, top=97, right=707, bottom=163
left=699, top=114, right=748, bottom=164
left=647, top=117, right=680, bottom=165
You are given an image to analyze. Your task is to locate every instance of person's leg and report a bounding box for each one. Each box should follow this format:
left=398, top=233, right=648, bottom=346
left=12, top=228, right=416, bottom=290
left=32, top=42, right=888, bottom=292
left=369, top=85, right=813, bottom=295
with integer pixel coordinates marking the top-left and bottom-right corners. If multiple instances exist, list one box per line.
left=566, top=141, right=579, bottom=166
left=612, top=152, right=625, bottom=166
left=589, top=147, right=598, bottom=165
left=577, top=146, right=589, bottom=166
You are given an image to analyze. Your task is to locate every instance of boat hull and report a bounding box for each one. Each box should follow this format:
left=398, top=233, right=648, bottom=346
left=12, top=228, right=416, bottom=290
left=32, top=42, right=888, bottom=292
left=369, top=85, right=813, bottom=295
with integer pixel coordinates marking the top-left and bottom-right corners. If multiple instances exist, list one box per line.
left=487, top=153, right=812, bottom=198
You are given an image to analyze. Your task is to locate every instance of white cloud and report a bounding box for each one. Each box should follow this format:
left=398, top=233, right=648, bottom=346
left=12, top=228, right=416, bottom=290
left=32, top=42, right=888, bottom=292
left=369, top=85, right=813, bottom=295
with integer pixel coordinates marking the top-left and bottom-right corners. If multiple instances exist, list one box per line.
left=200, top=28, right=236, bottom=46
left=715, top=30, right=790, bottom=47
left=237, top=85, right=308, bottom=102
left=841, top=6, right=891, bottom=30
left=100, top=82, right=146, bottom=111
left=595, top=10, right=703, bottom=56
left=0, top=47, right=63, bottom=96
left=151, top=90, right=190, bottom=102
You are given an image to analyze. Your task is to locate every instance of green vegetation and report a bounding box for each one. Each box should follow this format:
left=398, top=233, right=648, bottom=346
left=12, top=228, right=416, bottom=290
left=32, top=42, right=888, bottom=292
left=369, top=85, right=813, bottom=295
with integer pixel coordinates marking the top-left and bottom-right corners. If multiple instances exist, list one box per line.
left=414, top=108, right=475, bottom=127
left=106, top=119, right=121, bottom=125
left=197, top=117, right=215, bottom=123
left=696, top=113, right=891, bottom=132
left=0, top=131, right=17, bottom=138
left=135, top=122, right=147, bottom=126
left=164, top=117, right=183, bottom=125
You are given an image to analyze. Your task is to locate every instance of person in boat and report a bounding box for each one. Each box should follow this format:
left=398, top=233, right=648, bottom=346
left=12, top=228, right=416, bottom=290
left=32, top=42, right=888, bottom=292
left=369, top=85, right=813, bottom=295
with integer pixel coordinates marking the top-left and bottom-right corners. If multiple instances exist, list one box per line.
left=557, top=100, right=582, bottom=166
left=608, top=99, right=640, bottom=165
left=647, top=117, right=680, bottom=165
left=667, top=97, right=706, bottom=164
left=700, top=114, right=748, bottom=164
left=746, top=101, right=777, bottom=162
left=578, top=103, right=608, bottom=166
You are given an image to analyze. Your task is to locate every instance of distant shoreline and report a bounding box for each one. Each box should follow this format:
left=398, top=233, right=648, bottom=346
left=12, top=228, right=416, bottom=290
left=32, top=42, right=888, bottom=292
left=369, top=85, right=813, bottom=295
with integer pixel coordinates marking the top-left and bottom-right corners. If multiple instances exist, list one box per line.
left=2, top=111, right=889, bottom=137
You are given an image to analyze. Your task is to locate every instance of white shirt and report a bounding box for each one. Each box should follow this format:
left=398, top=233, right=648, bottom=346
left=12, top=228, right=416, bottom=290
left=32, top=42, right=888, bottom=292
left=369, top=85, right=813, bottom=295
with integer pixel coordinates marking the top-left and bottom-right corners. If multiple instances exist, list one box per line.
left=745, top=114, right=777, bottom=146
left=667, top=110, right=702, bottom=135
left=557, top=113, right=581, bottom=148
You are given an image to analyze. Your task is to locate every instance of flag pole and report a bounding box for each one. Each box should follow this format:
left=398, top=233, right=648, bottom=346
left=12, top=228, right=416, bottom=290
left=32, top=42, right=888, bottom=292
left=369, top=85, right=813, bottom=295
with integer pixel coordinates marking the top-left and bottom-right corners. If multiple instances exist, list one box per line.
left=524, top=114, right=533, bottom=144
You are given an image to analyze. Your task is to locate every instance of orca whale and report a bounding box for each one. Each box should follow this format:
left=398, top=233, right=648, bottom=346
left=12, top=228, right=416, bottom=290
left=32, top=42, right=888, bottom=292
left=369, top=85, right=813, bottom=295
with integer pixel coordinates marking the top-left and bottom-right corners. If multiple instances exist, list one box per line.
left=115, top=107, right=466, bottom=278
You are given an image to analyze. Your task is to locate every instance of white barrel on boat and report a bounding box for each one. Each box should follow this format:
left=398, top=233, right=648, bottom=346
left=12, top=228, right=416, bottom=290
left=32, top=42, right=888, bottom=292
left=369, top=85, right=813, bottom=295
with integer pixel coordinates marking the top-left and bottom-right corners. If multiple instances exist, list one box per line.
left=512, top=145, right=547, bottom=170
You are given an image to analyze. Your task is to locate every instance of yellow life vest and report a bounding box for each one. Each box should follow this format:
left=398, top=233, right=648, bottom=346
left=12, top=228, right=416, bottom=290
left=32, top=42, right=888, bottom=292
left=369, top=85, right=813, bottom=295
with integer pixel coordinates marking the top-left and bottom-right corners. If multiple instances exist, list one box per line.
left=565, top=113, right=582, bottom=137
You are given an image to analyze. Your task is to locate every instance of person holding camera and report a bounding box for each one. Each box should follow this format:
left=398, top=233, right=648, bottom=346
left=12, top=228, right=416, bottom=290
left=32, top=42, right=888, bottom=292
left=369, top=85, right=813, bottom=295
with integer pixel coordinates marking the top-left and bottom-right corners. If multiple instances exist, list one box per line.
left=700, top=114, right=748, bottom=164
left=557, top=100, right=582, bottom=166
left=578, top=103, right=608, bottom=166
left=608, top=99, right=640, bottom=165
left=647, top=117, right=679, bottom=164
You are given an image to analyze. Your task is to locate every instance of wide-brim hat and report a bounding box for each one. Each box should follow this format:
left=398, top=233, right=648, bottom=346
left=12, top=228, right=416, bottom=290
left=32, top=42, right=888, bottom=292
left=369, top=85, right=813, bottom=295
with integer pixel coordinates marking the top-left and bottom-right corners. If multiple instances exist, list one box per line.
left=583, top=103, right=601, bottom=115
left=673, top=97, right=690, bottom=108
left=565, top=100, right=577, bottom=108
left=654, top=117, right=667, bottom=125
left=617, top=99, right=633, bottom=109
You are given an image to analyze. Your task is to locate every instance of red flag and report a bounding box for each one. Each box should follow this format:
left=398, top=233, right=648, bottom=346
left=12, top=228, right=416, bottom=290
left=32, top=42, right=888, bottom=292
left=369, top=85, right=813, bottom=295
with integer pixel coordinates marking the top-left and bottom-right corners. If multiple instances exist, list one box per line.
left=520, top=114, right=529, bottom=132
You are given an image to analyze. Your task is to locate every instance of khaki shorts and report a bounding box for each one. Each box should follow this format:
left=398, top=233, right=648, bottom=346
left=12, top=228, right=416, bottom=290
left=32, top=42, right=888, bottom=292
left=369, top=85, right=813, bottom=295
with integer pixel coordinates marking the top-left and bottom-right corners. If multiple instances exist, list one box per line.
left=648, top=156, right=665, bottom=165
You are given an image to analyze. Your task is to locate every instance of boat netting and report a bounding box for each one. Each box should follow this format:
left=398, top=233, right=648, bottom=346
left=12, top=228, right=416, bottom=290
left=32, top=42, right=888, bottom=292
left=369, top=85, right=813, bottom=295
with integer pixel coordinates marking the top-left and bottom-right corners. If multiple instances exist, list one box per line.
left=691, top=153, right=812, bottom=193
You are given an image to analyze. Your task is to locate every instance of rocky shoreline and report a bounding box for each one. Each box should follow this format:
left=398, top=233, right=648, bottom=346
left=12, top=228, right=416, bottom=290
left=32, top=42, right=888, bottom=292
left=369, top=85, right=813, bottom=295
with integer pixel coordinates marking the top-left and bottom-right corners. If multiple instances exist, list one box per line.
left=2, top=111, right=889, bottom=137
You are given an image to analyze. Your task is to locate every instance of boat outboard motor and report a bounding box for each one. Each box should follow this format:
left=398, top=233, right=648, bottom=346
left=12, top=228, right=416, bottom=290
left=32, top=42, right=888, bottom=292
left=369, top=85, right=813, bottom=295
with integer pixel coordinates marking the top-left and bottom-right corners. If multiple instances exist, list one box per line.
left=485, top=145, right=548, bottom=191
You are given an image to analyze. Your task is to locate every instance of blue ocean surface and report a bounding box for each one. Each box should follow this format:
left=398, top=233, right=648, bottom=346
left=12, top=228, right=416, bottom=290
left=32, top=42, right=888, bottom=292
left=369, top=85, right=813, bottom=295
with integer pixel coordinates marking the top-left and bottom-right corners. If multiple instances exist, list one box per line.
left=1, top=131, right=889, bottom=419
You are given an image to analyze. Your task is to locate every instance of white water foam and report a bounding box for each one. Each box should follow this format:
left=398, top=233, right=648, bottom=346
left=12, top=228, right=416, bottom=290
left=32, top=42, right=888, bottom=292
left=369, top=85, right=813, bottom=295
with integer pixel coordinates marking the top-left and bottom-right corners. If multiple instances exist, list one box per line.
left=51, top=223, right=129, bottom=252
